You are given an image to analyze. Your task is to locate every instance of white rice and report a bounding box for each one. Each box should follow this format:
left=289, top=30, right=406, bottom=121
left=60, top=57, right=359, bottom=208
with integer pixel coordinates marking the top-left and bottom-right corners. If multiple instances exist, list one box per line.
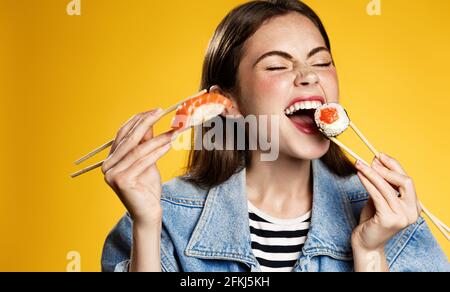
left=189, top=104, right=225, bottom=127
left=314, top=103, right=350, bottom=137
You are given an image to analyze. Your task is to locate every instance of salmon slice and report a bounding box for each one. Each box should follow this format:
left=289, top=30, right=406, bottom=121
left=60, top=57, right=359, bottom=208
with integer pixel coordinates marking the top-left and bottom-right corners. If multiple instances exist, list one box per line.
left=170, top=93, right=233, bottom=130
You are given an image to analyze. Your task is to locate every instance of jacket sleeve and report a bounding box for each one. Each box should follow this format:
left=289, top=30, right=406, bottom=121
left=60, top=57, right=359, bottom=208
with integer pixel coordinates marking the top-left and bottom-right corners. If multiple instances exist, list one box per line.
left=389, top=217, right=450, bottom=272
left=101, top=212, right=181, bottom=272
left=101, top=213, right=133, bottom=272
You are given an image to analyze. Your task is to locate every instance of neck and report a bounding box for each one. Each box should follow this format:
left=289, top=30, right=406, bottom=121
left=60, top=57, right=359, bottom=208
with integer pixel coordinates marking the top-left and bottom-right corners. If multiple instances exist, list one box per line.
left=246, top=151, right=313, bottom=219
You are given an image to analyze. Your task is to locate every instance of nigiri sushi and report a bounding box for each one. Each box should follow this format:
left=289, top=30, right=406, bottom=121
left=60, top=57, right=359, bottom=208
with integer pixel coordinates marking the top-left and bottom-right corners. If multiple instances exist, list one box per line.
left=314, top=102, right=350, bottom=137
left=171, top=92, right=234, bottom=130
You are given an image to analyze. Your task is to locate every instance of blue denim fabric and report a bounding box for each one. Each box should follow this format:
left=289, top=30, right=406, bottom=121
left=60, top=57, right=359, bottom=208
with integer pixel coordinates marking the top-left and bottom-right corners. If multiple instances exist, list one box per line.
left=101, top=159, right=449, bottom=272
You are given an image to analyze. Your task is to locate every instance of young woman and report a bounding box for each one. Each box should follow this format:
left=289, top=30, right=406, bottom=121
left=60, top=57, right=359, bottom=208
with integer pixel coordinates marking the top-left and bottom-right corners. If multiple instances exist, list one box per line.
left=101, top=0, right=449, bottom=272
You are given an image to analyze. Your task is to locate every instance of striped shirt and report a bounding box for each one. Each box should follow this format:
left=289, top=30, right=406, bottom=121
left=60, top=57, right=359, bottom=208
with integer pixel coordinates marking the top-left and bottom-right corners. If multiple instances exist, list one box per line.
left=248, top=201, right=311, bottom=272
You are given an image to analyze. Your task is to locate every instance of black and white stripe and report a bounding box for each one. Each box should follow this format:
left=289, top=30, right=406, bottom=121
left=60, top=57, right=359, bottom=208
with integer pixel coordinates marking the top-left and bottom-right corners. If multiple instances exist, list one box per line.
left=248, top=201, right=311, bottom=272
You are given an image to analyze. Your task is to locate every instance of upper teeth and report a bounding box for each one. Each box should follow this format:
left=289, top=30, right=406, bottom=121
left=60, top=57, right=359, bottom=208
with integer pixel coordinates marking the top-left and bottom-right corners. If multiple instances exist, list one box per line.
left=285, top=100, right=323, bottom=115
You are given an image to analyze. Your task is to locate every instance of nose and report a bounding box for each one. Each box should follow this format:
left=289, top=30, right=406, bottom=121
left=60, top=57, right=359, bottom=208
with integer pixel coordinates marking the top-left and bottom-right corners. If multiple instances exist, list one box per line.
left=294, top=65, right=319, bottom=86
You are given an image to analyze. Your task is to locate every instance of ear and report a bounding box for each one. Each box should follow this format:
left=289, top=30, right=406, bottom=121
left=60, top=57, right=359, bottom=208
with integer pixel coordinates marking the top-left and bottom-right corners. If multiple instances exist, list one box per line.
left=209, top=85, right=243, bottom=119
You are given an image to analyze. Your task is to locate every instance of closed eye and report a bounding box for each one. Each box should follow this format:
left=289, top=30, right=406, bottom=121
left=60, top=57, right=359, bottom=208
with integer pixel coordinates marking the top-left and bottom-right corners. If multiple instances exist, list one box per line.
left=266, top=67, right=288, bottom=71
left=313, top=62, right=332, bottom=67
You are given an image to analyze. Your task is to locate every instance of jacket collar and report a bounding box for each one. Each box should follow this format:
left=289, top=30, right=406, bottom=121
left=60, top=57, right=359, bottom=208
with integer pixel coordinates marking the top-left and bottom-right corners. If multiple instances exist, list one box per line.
left=185, top=159, right=366, bottom=267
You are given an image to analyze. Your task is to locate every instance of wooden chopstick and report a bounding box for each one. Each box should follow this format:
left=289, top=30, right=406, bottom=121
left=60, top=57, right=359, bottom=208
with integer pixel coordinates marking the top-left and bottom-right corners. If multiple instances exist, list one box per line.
left=71, top=125, right=194, bottom=179
left=71, top=161, right=104, bottom=178
left=329, top=137, right=370, bottom=166
left=349, top=121, right=381, bottom=159
left=71, top=89, right=207, bottom=178
left=74, top=89, right=207, bottom=166
left=422, top=206, right=450, bottom=241
left=420, top=203, right=450, bottom=240
left=329, top=136, right=449, bottom=241
left=430, top=213, right=450, bottom=233
left=74, top=140, right=114, bottom=165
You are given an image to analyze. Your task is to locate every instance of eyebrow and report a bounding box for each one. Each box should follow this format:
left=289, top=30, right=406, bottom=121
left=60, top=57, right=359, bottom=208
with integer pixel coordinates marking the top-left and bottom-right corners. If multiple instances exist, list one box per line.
left=252, top=46, right=330, bottom=68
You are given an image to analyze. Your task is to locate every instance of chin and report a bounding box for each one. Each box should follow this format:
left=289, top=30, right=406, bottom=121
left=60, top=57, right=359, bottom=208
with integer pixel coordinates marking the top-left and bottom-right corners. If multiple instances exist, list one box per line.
left=284, top=139, right=330, bottom=161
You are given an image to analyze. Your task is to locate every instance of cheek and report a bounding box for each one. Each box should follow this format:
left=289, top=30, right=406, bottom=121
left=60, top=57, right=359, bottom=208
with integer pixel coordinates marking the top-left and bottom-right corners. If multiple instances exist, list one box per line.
left=319, top=70, right=339, bottom=102
left=258, top=74, right=293, bottom=92
left=241, top=73, right=293, bottom=114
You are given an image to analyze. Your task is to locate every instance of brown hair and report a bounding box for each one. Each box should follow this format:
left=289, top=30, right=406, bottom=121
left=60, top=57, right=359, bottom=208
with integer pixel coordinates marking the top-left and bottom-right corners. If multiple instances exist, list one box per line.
left=184, top=0, right=356, bottom=189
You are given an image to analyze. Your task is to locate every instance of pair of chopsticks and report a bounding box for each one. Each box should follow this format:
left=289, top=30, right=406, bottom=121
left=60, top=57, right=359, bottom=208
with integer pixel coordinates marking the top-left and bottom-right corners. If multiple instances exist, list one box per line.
left=330, top=121, right=450, bottom=241
left=70, top=89, right=207, bottom=179
left=72, top=93, right=449, bottom=240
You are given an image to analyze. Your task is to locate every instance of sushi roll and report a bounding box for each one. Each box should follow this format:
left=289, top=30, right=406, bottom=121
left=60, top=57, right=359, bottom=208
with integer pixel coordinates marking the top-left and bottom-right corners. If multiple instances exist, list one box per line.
left=314, top=102, right=350, bottom=137
left=171, top=92, right=233, bottom=130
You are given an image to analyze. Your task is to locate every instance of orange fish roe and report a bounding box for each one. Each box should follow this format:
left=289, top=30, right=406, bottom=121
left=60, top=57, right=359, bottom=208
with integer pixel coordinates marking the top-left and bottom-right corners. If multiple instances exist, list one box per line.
left=320, top=107, right=339, bottom=124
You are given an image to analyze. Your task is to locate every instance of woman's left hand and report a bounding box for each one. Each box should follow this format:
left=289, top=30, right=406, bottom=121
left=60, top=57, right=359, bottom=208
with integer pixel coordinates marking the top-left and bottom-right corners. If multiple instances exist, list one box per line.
left=352, top=153, right=422, bottom=271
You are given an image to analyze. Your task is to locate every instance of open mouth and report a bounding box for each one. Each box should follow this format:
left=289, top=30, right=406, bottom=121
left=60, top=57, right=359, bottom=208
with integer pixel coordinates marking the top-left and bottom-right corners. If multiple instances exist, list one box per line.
left=286, top=108, right=315, bottom=117
left=285, top=101, right=322, bottom=122
left=287, top=109, right=316, bottom=125
left=284, top=100, right=323, bottom=134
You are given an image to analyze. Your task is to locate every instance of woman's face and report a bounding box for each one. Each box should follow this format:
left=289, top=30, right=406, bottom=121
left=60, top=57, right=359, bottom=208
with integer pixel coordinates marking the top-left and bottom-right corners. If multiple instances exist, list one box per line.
left=235, top=12, right=339, bottom=160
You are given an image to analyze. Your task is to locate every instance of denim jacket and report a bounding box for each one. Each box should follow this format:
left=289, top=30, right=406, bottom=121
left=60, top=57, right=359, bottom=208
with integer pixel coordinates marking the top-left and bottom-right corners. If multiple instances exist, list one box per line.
left=101, top=159, right=449, bottom=272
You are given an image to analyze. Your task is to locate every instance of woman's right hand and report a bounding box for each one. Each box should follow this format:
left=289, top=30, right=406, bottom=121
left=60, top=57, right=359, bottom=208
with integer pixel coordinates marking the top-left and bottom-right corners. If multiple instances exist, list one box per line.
left=102, top=109, right=175, bottom=227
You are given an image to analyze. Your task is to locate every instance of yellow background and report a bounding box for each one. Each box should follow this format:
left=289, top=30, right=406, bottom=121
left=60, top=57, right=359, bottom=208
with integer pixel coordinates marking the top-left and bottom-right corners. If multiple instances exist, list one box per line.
left=0, top=0, right=449, bottom=271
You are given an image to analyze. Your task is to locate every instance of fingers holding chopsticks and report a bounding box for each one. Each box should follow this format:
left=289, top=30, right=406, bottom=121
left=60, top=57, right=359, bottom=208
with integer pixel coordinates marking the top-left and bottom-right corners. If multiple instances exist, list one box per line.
left=327, top=130, right=449, bottom=240
left=356, top=156, right=420, bottom=227
left=356, top=171, right=391, bottom=214
left=103, top=130, right=175, bottom=176
left=100, top=109, right=176, bottom=227
left=371, top=156, right=421, bottom=215
left=356, top=160, right=403, bottom=213
left=109, top=113, right=144, bottom=154
left=102, top=109, right=167, bottom=174
left=109, top=108, right=162, bottom=154
left=352, top=156, right=422, bottom=252
left=377, top=153, right=409, bottom=176
left=113, top=143, right=173, bottom=183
